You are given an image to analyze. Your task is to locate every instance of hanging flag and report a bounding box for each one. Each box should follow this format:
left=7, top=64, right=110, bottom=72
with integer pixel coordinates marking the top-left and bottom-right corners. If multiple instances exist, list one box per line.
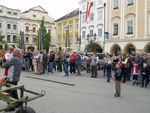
left=85, top=0, right=90, bottom=22
left=86, top=1, right=93, bottom=23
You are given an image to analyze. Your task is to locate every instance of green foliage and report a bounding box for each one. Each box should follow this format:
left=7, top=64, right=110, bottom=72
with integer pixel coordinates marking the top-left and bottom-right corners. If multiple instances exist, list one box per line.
left=0, top=45, right=3, bottom=49
left=4, top=44, right=8, bottom=50
left=0, top=33, right=4, bottom=43
left=12, top=45, right=16, bottom=48
left=39, top=19, right=51, bottom=51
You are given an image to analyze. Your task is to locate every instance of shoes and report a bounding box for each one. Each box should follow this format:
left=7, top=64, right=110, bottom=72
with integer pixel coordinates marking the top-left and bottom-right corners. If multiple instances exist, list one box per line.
left=114, top=94, right=120, bottom=97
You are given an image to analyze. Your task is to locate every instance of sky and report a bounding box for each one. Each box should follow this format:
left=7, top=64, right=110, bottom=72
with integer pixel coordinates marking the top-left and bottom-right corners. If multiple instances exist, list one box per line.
left=0, top=0, right=79, bottom=20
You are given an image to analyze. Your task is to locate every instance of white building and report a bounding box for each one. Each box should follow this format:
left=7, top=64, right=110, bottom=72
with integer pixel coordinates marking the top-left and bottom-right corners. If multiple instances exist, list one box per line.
left=20, top=5, right=55, bottom=50
left=0, top=5, right=21, bottom=46
left=79, top=0, right=106, bottom=52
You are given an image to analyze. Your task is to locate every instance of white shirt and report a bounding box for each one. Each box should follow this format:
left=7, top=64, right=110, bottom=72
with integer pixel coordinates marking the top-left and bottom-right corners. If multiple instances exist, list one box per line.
left=5, top=52, right=13, bottom=61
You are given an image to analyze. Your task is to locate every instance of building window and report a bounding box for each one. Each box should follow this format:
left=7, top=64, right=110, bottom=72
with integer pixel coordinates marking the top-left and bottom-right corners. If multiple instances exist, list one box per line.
left=127, top=20, right=133, bottom=34
left=98, top=28, right=102, bottom=37
left=0, top=10, right=2, bottom=13
left=13, top=25, right=17, bottom=30
left=13, top=35, right=17, bottom=43
left=90, top=12, right=94, bottom=21
left=48, top=29, right=51, bottom=33
left=14, top=12, right=18, bottom=15
left=26, top=37, right=29, bottom=43
left=82, top=14, right=86, bottom=24
left=76, top=23, right=78, bottom=30
left=90, top=30, right=94, bottom=37
left=26, top=26, right=29, bottom=32
left=113, top=23, right=119, bottom=36
left=114, top=0, right=119, bottom=9
left=7, top=24, right=11, bottom=29
left=7, top=11, right=11, bottom=14
left=33, top=37, right=37, bottom=43
left=33, top=14, right=36, bottom=18
left=98, top=10, right=103, bottom=21
left=82, top=5, right=86, bottom=10
left=0, top=23, right=1, bottom=28
left=98, top=0, right=103, bottom=6
left=33, top=27, right=36, bottom=32
left=7, top=35, right=11, bottom=43
left=69, top=37, right=73, bottom=44
left=127, top=0, right=133, bottom=6
left=82, top=31, right=86, bottom=38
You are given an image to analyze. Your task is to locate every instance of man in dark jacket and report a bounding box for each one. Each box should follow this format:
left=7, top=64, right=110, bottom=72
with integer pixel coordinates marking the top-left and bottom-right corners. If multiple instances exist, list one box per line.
left=141, top=62, right=149, bottom=87
left=114, top=63, right=122, bottom=97
left=2, top=48, right=22, bottom=111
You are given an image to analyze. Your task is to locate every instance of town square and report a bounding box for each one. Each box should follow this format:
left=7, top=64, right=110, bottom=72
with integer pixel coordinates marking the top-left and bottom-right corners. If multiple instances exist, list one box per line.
left=0, top=0, right=150, bottom=113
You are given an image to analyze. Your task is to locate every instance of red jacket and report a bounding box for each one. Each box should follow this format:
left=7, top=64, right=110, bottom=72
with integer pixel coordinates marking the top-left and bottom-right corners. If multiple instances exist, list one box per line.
left=70, top=54, right=76, bottom=62
left=131, top=64, right=139, bottom=75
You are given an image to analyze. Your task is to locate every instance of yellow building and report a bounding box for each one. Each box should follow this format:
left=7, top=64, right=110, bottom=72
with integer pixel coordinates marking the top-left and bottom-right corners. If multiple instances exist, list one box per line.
left=105, top=0, right=150, bottom=55
left=55, top=9, right=79, bottom=51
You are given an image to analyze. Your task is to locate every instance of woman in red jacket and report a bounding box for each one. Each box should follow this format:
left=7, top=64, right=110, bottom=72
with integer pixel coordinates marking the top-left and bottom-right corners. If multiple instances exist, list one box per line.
left=131, top=63, right=139, bottom=85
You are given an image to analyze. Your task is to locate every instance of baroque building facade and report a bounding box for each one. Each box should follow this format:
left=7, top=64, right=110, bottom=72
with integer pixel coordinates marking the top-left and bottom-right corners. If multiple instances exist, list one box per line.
left=20, top=6, right=55, bottom=50
left=0, top=5, right=21, bottom=47
left=79, top=0, right=106, bottom=53
left=55, top=9, right=79, bottom=51
left=105, top=0, right=150, bottom=55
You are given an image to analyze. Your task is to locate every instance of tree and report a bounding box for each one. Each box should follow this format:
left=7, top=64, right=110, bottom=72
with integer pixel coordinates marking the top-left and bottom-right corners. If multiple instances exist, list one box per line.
left=0, top=32, right=4, bottom=43
left=39, top=19, right=51, bottom=52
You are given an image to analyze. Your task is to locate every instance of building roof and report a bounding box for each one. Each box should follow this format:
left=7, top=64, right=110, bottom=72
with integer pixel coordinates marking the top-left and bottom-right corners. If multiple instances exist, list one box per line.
left=22, top=5, right=48, bottom=14
left=55, top=8, right=79, bottom=22
left=0, top=5, right=20, bottom=11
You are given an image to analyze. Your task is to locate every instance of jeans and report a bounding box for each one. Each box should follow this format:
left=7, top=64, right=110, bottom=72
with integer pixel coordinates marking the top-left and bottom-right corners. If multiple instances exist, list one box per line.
left=138, top=70, right=142, bottom=84
left=76, top=64, right=81, bottom=75
left=126, top=67, right=131, bottom=81
left=70, top=62, right=76, bottom=74
left=106, top=72, right=111, bottom=81
left=142, top=76, right=149, bottom=87
left=115, top=81, right=121, bottom=96
left=64, top=63, right=69, bottom=76
left=91, top=65, right=97, bottom=78
left=48, top=62, right=54, bottom=73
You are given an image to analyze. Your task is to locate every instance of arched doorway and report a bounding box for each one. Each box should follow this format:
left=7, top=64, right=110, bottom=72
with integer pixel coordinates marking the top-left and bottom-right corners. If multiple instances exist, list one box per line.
left=124, top=43, right=136, bottom=55
left=144, top=43, right=150, bottom=52
left=110, top=44, right=121, bottom=56
left=27, top=46, right=35, bottom=51
left=85, top=41, right=103, bottom=53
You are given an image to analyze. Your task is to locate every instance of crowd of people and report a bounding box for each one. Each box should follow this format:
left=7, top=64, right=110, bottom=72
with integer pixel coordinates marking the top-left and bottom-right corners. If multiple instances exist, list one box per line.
left=0, top=47, right=150, bottom=99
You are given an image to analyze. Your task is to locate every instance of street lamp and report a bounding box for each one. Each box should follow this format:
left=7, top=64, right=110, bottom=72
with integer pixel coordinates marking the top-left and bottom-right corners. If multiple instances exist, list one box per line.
left=103, top=3, right=106, bottom=53
left=79, top=11, right=82, bottom=50
left=65, top=25, right=70, bottom=49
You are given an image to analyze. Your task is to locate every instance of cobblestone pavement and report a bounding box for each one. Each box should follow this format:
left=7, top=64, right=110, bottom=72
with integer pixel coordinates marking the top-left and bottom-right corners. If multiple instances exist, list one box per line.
left=0, top=68, right=150, bottom=113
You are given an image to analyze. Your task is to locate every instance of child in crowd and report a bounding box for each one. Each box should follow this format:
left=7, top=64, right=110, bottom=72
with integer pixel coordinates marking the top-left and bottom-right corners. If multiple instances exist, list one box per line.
left=114, top=63, right=122, bottom=97
left=141, top=62, right=149, bottom=88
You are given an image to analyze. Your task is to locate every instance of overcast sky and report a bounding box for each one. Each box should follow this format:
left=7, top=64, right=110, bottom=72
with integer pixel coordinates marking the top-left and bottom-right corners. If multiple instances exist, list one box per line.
left=0, top=0, right=79, bottom=20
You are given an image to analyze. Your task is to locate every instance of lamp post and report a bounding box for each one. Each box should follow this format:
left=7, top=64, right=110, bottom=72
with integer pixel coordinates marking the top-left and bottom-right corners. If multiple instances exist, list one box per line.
left=79, top=11, right=82, bottom=50
left=103, top=3, right=106, bottom=53
left=65, top=25, right=70, bottom=50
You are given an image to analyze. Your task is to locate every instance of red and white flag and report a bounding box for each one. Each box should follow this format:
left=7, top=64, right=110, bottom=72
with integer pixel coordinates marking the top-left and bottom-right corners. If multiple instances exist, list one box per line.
left=85, top=0, right=93, bottom=23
